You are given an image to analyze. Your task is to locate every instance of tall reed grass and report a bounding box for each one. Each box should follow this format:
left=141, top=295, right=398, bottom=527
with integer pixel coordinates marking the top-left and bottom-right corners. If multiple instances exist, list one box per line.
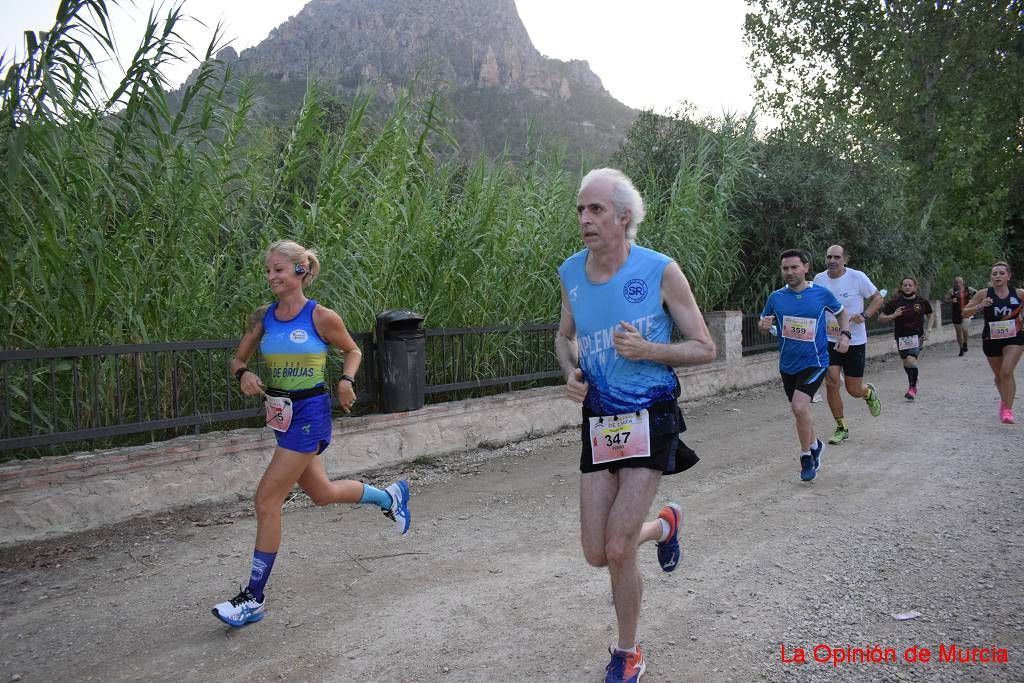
left=1, top=1, right=749, bottom=355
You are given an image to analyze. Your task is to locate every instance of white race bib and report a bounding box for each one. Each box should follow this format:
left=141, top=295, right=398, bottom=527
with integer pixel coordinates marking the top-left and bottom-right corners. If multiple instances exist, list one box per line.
left=897, top=335, right=920, bottom=351
left=826, top=313, right=841, bottom=340
left=265, top=396, right=293, bottom=432
left=589, top=410, right=651, bottom=465
left=989, top=320, right=1017, bottom=340
left=781, top=316, right=817, bottom=342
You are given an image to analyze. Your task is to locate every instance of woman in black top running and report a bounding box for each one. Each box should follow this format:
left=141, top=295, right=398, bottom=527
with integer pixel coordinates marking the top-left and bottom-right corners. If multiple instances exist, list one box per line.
left=879, top=277, right=932, bottom=400
left=962, top=262, right=1024, bottom=424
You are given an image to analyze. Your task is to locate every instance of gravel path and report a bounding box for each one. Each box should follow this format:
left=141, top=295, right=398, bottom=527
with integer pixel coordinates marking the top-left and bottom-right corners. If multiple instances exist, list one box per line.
left=1, top=340, right=1021, bottom=682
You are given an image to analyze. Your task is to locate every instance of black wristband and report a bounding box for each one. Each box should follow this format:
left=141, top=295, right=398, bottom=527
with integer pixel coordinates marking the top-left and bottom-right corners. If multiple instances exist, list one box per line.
left=840, top=330, right=852, bottom=339
left=340, top=374, right=356, bottom=388
left=235, top=367, right=252, bottom=382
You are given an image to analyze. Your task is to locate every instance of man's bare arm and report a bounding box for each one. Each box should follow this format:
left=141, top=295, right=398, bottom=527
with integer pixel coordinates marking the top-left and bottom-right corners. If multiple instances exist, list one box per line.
left=613, top=262, right=716, bottom=366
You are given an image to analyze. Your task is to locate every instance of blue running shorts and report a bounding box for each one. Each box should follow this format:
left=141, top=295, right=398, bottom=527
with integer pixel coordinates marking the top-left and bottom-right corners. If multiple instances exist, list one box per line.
left=272, top=392, right=332, bottom=455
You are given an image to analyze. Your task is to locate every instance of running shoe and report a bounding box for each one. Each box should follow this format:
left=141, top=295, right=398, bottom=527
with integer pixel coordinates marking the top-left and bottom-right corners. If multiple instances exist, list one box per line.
left=864, top=383, right=882, bottom=417
left=828, top=426, right=849, bottom=445
left=1000, top=407, right=1016, bottom=424
left=655, top=503, right=682, bottom=573
left=605, top=646, right=646, bottom=683
left=810, top=438, right=825, bottom=473
left=383, top=479, right=411, bottom=535
left=212, top=586, right=265, bottom=627
left=799, top=454, right=816, bottom=482
left=905, top=386, right=917, bottom=400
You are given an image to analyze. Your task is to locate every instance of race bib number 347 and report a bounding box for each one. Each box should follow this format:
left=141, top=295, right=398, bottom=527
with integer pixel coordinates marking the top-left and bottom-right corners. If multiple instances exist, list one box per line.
left=589, top=410, right=651, bottom=465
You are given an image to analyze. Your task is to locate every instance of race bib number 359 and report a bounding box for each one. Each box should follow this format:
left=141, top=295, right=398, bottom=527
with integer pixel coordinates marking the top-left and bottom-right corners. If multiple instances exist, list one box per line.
left=782, top=316, right=817, bottom=342
left=589, top=410, right=651, bottom=465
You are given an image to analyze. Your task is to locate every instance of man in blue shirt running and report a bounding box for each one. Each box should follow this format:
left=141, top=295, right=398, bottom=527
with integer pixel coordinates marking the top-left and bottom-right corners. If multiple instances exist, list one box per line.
left=759, top=249, right=851, bottom=482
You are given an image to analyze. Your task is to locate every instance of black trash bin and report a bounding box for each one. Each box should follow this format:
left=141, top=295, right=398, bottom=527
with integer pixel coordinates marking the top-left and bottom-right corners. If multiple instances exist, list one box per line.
left=375, top=309, right=426, bottom=412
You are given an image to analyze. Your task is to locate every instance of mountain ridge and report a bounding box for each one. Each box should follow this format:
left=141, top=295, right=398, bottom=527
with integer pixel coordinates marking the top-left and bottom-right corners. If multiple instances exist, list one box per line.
left=193, top=0, right=637, bottom=160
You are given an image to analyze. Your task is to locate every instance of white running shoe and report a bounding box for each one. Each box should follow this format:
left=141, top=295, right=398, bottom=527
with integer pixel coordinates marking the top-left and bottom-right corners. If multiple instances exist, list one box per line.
left=383, top=479, right=411, bottom=535
left=212, top=586, right=265, bottom=627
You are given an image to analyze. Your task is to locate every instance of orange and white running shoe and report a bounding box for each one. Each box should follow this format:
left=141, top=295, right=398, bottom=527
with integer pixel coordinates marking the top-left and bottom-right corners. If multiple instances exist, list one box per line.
left=655, top=503, right=682, bottom=572
left=605, top=645, right=646, bottom=683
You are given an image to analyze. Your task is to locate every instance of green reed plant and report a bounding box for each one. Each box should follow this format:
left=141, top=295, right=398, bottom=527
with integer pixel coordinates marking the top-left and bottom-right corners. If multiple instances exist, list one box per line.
left=616, top=111, right=756, bottom=312
left=2, top=2, right=752, bottom=354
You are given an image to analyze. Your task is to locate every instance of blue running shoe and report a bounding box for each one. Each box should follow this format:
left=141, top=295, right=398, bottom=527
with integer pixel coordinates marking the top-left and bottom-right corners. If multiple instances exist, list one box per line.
left=799, top=454, right=816, bottom=482
left=605, top=646, right=646, bottom=682
left=810, top=438, right=825, bottom=473
left=655, top=503, right=682, bottom=573
left=212, top=586, right=265, bottom=627
left=384, top=479, right=411, bottom=535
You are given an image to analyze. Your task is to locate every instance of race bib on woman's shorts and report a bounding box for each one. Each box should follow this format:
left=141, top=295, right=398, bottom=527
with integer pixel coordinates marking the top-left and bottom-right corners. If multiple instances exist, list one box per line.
left=265, top=396, right=293, bottom=432
left=897, top=334, right=920, bottom=351
left=989, top=320, right=1017, bottom=340
left=782, top=316, right=817, bottom=342
left=589, top=410, right=651, bottom=465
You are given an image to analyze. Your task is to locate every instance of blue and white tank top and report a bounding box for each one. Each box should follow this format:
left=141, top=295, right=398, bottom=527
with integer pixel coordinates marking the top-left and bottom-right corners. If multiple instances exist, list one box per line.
left=558, top=245, right=678, bottom=414
left=260, top=299, right=328, bottom=391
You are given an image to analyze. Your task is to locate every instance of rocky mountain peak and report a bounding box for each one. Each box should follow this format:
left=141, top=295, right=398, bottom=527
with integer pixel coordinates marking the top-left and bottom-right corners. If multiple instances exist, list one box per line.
left=196, top=0, right=636, bottom=159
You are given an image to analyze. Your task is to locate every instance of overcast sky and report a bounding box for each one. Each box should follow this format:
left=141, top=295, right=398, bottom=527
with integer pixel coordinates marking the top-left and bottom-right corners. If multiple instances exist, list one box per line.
left=1, top=0, right=758, bottom=118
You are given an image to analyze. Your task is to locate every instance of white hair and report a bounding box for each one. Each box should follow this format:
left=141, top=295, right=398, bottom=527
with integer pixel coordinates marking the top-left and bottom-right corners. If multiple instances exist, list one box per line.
left=578, top=168, right=646, bottom=242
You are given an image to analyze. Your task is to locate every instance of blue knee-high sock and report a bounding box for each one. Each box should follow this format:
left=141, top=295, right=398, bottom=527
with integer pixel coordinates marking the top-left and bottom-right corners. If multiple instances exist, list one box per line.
left=246, top=549, right=276, bottom=603
left=359, top=483, right=393, bottom=510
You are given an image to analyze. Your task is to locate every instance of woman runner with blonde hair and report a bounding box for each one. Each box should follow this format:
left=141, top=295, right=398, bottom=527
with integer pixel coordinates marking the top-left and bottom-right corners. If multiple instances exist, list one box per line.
left=211, top=240, right=411, bottom=627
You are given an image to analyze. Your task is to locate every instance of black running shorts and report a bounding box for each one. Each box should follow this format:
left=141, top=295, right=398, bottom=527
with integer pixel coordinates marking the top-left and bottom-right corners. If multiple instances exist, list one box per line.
left=579, top=398, right=699, bottom=476
left=983, top=333, right=1024, bottom=357
left=827, top=342, right=866, bottom=377
left=780, top=366, right=827, bottom=402
left=898, top=345, right=922, bottom=359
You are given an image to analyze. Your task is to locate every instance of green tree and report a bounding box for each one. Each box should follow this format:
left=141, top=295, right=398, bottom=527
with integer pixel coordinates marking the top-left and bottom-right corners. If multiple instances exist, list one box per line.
left=745, top=0, right=1024, bottom=283
left=730, top=122, right=914, bottom=307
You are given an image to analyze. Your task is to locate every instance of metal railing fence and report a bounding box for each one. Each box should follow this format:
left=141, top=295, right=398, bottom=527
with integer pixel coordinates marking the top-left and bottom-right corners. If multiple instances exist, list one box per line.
left=424, top=323, right=561, bottom=397
left=0, top=324, right=565, bottom=456
left=740, top=310, right=898, bottom=358
left=0, top=303, right=950, bottom=456
left=0, top=333, right=375, bottom=455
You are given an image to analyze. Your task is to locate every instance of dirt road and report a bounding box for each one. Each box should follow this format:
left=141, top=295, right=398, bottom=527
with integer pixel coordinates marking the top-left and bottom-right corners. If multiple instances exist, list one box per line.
left=1, top=341, right=1021, bottom=682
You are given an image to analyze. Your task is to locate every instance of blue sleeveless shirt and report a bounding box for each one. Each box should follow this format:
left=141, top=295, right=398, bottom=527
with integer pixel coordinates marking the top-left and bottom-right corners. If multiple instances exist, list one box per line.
left=558, top=245, right=678, bottom=414
left=260, top=299, right=328, bottom=391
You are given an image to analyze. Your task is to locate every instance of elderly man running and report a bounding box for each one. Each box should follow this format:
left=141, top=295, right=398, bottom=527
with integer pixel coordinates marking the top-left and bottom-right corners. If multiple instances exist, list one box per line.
left=556, top=168, right=716, bottom=682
